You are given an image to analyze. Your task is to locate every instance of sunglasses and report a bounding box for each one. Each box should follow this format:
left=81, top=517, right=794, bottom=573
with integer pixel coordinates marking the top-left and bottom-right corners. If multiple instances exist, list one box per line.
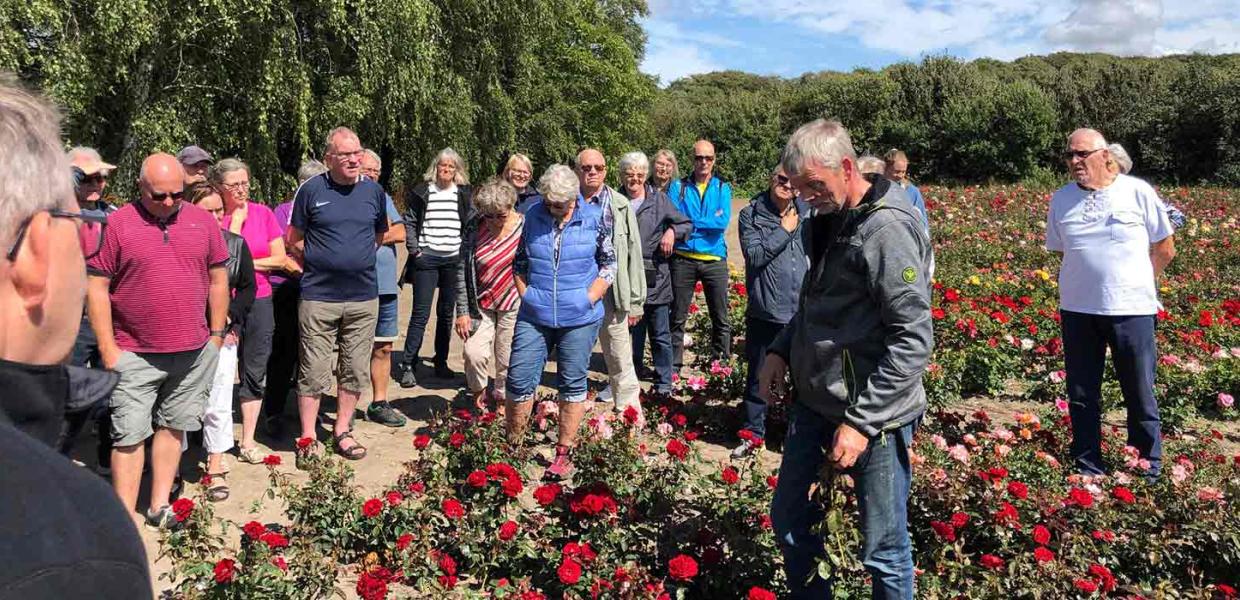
left=579, top=165, right=606, bottom=173
left=694, top=155, right=715, bottom=162
left=1062, top=148, right=1104, bottom=161
left=773, top=174, right=793, bottom=189
left=82, top=174, right=108, bottom=186
left=149, top=190, right=186, bottom=202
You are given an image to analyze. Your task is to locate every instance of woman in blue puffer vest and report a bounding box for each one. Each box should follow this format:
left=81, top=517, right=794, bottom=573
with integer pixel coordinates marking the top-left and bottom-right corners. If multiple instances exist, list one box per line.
left=504, top=164, right=616, bottom=481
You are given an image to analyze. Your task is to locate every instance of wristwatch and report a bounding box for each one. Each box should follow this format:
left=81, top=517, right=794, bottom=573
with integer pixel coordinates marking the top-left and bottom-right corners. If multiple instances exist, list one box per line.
left=209, top=329, right=227, bottom=338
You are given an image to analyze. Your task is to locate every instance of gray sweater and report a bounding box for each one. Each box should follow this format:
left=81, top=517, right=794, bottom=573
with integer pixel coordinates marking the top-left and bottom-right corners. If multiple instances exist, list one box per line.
left=769, top=177, right=934, bottom=437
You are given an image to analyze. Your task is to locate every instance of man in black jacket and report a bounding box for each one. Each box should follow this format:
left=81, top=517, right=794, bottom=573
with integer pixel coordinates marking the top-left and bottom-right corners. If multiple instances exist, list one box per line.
left=0, top=78, right=150, bottom=599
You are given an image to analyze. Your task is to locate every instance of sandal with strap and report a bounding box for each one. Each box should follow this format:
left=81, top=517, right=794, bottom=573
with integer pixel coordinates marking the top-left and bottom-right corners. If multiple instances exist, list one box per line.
left=205, top=472, right=230, bottom=502
left=333, top=431, right=367, bottom=461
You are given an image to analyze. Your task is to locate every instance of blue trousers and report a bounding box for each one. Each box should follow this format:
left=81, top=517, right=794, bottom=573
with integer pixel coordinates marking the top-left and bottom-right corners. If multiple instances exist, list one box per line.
left=631, top=303, right=673, bottom=394
left=743, top=318, right=786, bottom=437
left=1060, top=310, right=1162, bottom=476
left=771, top=404, right=915, bottom=599
left=505, top=318, right=602, bottom=403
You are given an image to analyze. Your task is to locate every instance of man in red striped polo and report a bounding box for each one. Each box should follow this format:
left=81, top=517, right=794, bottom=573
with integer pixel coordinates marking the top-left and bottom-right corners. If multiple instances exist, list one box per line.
left=86, top=153, right=231, bottom=528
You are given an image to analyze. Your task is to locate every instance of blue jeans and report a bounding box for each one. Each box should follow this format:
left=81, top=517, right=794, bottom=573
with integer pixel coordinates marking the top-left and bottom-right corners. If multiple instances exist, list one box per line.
left=631, top=303, right=673, bottom=394
left=1060, top=310, right=1161, bottom=476
left=505, top=317, right=602, bottom=403
left=743, top=318, right=786, bottom=437
left=771, top=404, right=915, bottom=599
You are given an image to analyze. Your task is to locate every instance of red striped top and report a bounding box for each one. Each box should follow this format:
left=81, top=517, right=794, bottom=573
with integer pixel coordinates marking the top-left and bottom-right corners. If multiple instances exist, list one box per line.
left=475, top=218, right=523, bottom=312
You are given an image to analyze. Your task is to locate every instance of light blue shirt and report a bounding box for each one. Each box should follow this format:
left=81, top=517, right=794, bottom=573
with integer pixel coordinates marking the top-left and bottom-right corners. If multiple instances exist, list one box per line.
left=376, top=194, right=403, bottom=296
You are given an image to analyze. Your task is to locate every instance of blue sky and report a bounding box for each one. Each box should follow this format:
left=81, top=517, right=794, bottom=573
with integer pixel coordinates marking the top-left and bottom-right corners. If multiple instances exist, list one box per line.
left=640, top=0, right=1240, bottom=84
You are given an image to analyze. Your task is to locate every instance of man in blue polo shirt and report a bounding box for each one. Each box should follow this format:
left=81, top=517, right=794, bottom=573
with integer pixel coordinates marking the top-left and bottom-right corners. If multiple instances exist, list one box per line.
left=287, top=127, right=387, bottom=464
left=667, top=139, right=733, bottom=373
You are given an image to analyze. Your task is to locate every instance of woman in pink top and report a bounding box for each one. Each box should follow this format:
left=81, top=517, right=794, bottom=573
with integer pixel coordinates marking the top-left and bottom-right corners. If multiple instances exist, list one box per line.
left=210, top=159, right=286, bottom=464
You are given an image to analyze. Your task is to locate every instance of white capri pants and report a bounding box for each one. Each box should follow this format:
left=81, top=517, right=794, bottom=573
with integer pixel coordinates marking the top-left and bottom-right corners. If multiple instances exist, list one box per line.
left=181, top=342, right=238, bottom=454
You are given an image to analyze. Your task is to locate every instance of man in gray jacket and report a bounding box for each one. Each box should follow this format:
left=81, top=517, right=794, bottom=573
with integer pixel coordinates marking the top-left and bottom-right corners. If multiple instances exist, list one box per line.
left=759, top=119, right=933, bottom=599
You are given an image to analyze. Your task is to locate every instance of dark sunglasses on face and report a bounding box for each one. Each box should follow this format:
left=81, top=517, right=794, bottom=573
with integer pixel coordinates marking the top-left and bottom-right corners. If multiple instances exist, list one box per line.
left=580, top=165, right=606, bottom=173
left=82, top=174, right=107, bottom=186
left=694, top=155, right=715, bottom=162
left=774, top=174, right=793, bottom=188
left=149, top=190, right=186, bottom=202
left=1062, top=148, right=1103, bottom=161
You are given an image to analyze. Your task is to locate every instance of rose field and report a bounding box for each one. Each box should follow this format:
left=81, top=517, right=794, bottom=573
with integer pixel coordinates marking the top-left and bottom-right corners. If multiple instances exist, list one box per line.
left=158, top=185, right=1239, bottom=599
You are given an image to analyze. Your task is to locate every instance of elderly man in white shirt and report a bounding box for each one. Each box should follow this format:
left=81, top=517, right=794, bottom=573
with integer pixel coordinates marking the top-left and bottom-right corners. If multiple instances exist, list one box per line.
left=1046, top=128, right=1175, bottom=479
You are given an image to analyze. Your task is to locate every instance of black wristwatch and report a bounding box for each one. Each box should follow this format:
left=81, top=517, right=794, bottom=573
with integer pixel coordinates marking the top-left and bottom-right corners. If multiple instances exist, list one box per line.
left=209, top=329, right=227, bottom=338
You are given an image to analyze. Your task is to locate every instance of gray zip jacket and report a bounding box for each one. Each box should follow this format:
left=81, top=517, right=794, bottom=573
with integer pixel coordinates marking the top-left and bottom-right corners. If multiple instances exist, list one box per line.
left=768, top=176, right=934, bottom=437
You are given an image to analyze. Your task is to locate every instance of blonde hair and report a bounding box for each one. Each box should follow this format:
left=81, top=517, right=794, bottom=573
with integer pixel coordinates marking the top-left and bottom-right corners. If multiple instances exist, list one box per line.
left=503, top=153, right=533, bottom=178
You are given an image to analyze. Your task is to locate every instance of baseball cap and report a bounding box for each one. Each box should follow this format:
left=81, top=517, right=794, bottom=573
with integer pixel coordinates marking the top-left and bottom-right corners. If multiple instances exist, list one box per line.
left=177, top=145, right=214, bottom=166
left=69, top=150, right=116, bottom=176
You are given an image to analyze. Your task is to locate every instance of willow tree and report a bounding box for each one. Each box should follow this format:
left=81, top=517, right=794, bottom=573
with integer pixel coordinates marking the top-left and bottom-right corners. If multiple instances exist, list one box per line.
left=1, top=0, right=654, bottom=202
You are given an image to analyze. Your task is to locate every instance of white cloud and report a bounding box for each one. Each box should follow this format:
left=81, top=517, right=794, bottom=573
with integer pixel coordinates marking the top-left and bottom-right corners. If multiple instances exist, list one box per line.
left=643, top=0, right=1240, bottom=74
left=639, top=19, right=731, bottom=85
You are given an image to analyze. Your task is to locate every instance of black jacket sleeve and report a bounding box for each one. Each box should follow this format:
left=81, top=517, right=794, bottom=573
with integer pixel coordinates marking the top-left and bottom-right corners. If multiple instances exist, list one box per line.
left=228, top=243, right=256, bottom=332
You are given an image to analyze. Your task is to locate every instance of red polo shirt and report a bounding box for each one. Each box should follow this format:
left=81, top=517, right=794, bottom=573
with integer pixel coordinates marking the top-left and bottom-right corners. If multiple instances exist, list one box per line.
left=87, top=202, right=230, bottom=353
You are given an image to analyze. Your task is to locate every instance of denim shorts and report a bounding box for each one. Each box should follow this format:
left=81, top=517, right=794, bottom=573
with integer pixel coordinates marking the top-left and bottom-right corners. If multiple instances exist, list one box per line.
left=375, top=294, right=399, bottom=342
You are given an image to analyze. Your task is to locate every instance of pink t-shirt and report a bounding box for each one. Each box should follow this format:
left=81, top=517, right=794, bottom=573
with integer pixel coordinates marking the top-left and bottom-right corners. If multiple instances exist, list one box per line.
left=86, top=202, right=230, bottom=353
left=222, top=203, right=282, bottom=299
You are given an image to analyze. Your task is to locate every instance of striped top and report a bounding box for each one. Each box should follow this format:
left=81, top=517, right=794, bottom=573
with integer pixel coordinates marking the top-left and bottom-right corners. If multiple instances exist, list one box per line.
left=475, top=217, right=524, bottom=311
left=418, top=183, right=463, bottom=256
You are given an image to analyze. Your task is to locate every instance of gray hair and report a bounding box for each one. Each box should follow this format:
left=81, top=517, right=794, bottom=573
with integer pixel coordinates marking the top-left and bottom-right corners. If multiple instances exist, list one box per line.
left=883, top=148, right=908, bottom=164
left=362, top=149, right=381, bottom=169
left=206, top=157, right=249, bottom=187
left=618, top=151, right=650, bottom=176
left=472, top=177, right=518, bottom=216
left=423, top=147, right=469, bottom=185
left=537, top=164, right=579, bottom=206
left=323, top=126, right=359, bottom=156
left=652, top=149, right=680, bottom=180
left=0, top=78, right=73, bottom=248
left=780, top=118, right=857, bottom=176
left=1108, top=143, right=1132, bottom=174
left=856, top=155, right=885, bottom=175
left=298, top=159, right=328, bottom=183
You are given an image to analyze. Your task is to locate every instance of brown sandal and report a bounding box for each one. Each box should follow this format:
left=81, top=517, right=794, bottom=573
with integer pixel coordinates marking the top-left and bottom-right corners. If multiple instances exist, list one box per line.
left=333, top=431, right=367, bottom=460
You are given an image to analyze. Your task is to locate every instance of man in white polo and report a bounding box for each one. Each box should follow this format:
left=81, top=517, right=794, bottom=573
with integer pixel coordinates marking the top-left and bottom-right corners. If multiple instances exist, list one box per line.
left=1046, top=128, right=1175, bottom=478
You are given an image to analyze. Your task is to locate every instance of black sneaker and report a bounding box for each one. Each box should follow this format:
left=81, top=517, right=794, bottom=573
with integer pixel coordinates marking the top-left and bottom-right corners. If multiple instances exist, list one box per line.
left=434, top=362, right=454, bottom=379
left=398, top=367, right=418, bottom=389
left=366, top=401, right=407, bottom=428
left=144, top=505, right=182, bottom=530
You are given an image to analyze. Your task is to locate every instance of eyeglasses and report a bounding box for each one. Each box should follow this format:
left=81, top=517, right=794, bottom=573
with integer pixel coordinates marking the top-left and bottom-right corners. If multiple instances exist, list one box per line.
left=82, top=174, right=108, bottom=186
left=149, top=190, right=186, bottom=202
left=220, top=181, right=250, bottom=192
left=6, top=208, right=109, bottom=262
left=1062, top=148, right=1103, bottom=162
left=330, top=149, right=364, bottom=159
left=694, top=155, right=715, bottom=162
left=773, top=174, right=794, bottom=189
left=579, top=165, right=606, bottom=173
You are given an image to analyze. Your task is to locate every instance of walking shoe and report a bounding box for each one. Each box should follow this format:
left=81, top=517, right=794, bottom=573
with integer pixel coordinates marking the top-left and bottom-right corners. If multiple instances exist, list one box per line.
left=398, top=367, right=418, bottom=389
left=144, top=505, right=182, bottom=530
left=366, top=401, right=407, bottom=428
left=730, top=440, right=755, bottom=459
left=542, top=446, right=574, bottom=481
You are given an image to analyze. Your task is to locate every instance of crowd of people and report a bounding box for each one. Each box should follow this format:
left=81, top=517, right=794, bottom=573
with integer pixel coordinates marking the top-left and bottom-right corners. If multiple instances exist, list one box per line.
left=0, top=72, right=1178, bottom=599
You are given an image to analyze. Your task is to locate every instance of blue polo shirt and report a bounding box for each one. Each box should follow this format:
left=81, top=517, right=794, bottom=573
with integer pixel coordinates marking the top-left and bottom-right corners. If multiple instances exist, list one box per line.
left=291, top=173, right=388, bottom=302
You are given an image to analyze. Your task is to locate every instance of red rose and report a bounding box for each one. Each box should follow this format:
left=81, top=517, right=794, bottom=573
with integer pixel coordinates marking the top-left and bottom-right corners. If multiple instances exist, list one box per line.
left=438, top=553, right=457, bottom=575
left=950, top=512, right=969, bottom=528
left=721, top=466, right=740, bottom=485
left=666, top=438, right=689, bottom=460
left=1007, top=481, right=1029, bottom=500
left=260, top=531, right=289, bottom=550
left=171, top=498, right=195, bottom=522
left=694, top=282, right=703, bottom=294
left=1110, top=486, right=1136, bottom=504
left=520, top=591, right=547, bottom=600
left=667, top=554, right=698, bottom=582
left=1091, top=529, right=1116, bottom=543
left=242, top=520, right=266, bottom=539
left=688, top=303, right=699, bottom=314
left=396, top=533, right=414, bottom=551
left=449, top=432, right=466, bottom=448
left=1033, top=546, right=1055, bottom=563
left=534, top=483, right=561, bottom=506
left=1216, top=583, right=1236, bottom=598
left=1199, top=310, right=1215, bottom=327
left=557, top=557, right=582, bottom=585
left=622, top=405, right=639, bottom=425
left=296, top=436, right=314, bottom=450
left=987, top=466, right=1008, bottom=480
left=931, top=307, right=946, bottom=320
left=498, top=520, right=519, bottom=541
left=466, top=470, right=488, bottom=488
left=441, top=498, right=466, bottom=519
left=979, top=554, right=1005, bottom=570
left=1088, top=564, right=1115, bottom=591
left=748, top=587, right=777, bottom=600
left=413, top=434, right=431, bottom=449
left=671, top=414, right=687, bottom=427
left=438, top=574, right=458, bottom=589
left=930, top=520, right=956, bottom=542
left=362, top=498, right=383, bottom=518
left=501, top=475, right=523, bottom=498
left=262, top=454, right=282, bottom=466
left=271, top=556, right=288, bottom=571
left=1067, top=487, right=1094, bottom=508
left=733, top=283, right=747, bottom=297
left=408, top=481, right=426, bottom=495
left=684, top=431, right=699, bottom=441
left=386, top=491, right=403, bottom=506
left=992, top=501, right=1020, bottom=528
left=1074, top=579, right=1098, bottom=593
left=767, top=476, right=778, bottom=489
left=213, top=558, right=236, bottom=584
left=356, top=568, right=390, bottom=600
left=563, top=541, right=597, bottom=562
left=1032, top=524, right=1051, bottom=545
left=486, top=462, right=519, bottom=480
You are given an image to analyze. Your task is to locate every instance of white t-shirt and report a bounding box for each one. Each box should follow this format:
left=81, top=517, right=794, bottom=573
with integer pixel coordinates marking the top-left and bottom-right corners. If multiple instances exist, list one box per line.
left=1045, top=174, right=1173, bottom=316
left=418, top=183, right=463, bottom=256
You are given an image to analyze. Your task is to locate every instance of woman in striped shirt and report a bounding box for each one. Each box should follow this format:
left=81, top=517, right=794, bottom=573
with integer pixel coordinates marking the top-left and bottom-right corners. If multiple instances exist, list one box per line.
left=455, top=178, right=524, bottom=412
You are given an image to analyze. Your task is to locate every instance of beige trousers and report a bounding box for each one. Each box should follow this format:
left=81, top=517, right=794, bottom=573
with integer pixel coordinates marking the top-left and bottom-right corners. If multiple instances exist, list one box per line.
left=463, top=307, right=519, bottom=394
left=599, top=297, right=640, bottom=410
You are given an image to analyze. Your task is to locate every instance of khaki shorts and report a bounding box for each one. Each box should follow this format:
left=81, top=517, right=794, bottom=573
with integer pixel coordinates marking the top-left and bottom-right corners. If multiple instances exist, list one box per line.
left=297, top=298, right=379, bottom=396
left=110, top=344, right=219, bottom=447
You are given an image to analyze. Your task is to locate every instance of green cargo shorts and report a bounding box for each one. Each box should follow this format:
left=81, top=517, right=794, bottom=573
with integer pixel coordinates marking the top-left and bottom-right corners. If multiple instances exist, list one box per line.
left=110, top=343, right=219, bottom=447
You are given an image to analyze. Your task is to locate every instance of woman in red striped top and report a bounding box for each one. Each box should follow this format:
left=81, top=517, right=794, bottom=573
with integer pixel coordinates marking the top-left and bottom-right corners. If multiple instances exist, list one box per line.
left=454, top=179, right=525, bottom=412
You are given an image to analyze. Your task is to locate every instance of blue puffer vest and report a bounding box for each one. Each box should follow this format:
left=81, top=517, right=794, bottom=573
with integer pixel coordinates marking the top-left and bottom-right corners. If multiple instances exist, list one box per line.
left=519, top=200, right=605, bottom=328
